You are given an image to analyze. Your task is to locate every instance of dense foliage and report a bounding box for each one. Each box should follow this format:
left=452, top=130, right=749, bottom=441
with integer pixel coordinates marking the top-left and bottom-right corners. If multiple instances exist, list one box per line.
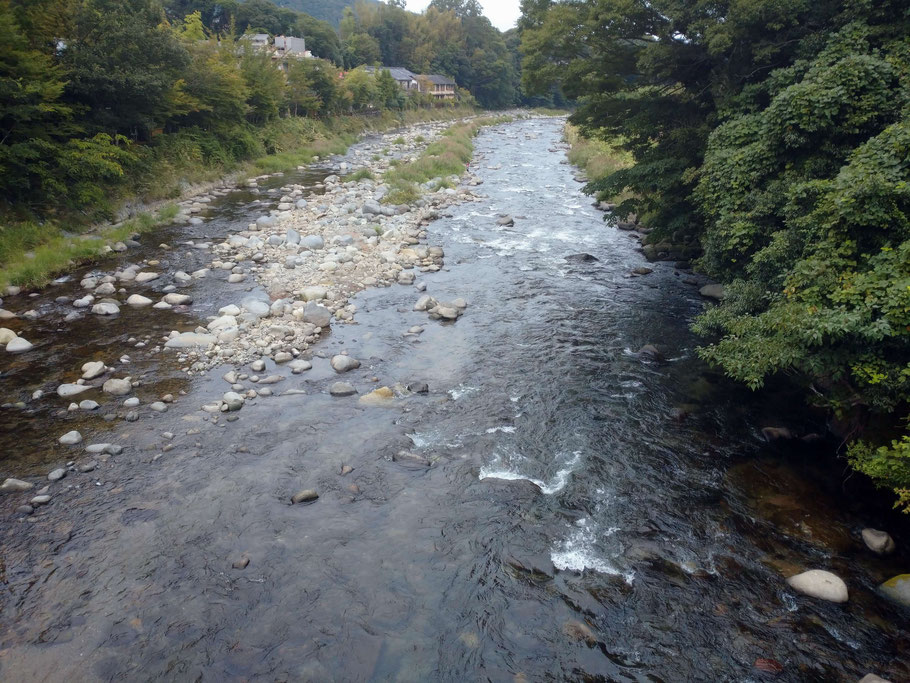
left=0, top=0, right=482, bottom=224
left=521, top=0, right=910, bottom=507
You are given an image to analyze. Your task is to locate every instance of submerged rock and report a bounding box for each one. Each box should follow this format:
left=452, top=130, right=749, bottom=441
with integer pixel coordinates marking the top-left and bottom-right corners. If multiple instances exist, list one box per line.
left=786, top=570, right=848, bottom=603
left=330, top=382, right=356, bottom=397
left=564, top=253, right=599, bottom=263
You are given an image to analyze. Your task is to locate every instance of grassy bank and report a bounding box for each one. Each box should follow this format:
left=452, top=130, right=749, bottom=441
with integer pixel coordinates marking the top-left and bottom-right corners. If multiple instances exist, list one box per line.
left=382, top=115, right=513, bottom=205
left=0, top=106, right=477, bottom=290
left=563, top=124, right=634, bottom=193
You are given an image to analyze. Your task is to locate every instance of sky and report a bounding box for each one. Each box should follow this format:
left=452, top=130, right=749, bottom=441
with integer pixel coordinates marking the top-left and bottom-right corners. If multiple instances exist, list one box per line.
left=404, top=1, right=522, bottom=32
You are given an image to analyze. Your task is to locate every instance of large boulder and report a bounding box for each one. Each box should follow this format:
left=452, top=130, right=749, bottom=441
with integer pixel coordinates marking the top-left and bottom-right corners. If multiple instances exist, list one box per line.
left=103, top=378, right=132, bottom=396
left=302, top=303, right=332, bottom=328
left=879, top=574, right=910, bottom=607
left=786, top=570, right=848, bottom=603
left=164, top=332, right=216, bottom=349
left=91, top=302, right=120, bottom=316
left=362, top=200, right=382, bottom=215
left=57, top=383, right=92, bottom=398
left=330, top=355, right=361, bottom=373
left=6, top=336, right=33, bottom=352
left=699, top=284, right=725, bottom=301
left=1, top=478, right=33, bottom=493
left=301, top=235, right=325, bottom=250
left=300, top=286, right=327, bottom=302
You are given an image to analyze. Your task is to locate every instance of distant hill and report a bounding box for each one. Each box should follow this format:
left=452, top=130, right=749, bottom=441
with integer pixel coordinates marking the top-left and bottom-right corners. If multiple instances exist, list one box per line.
left=272, top=0, right=379, bottom=27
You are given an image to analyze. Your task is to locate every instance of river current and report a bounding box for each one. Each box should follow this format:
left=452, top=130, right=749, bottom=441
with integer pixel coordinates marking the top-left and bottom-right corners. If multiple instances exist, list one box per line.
left=1, top=117, right=908, bottom=681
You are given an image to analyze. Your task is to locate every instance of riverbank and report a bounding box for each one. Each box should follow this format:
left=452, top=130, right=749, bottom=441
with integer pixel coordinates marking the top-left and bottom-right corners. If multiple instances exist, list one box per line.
left=0, top=107, right=478, bottom=291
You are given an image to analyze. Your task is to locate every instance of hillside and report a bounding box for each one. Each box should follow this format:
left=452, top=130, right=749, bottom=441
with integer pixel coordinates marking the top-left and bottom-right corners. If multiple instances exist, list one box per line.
left=273, top=0, right=379, bottom=27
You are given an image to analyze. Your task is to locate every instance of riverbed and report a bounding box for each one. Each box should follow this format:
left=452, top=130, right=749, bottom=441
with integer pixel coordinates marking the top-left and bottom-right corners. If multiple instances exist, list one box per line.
left=1, top=117, right=907, bottom=681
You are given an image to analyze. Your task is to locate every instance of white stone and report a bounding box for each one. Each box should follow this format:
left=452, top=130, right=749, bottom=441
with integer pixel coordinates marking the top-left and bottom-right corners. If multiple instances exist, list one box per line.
left=786, top=570, right=848, bottom=603
left=6, top=336, right=33, bottom=352
left=59, top=430, right=83, bottom=445
left=92, top=302, right=120, bottom=315
left=126, top=294, right=153, bottom=306
left=164, top=332, right=216, bottom=349
left=57, top=383, right=92, bottom=398
left=81, top=360, right=106, bottom=379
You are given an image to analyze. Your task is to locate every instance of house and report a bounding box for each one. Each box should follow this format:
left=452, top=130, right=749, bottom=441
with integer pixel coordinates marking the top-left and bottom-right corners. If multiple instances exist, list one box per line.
left=240, top=34, right=313, bottom=70
left=240, top=33, right=270, bottom=51
left=420, top=74, right=456, bottom=99
left=363, top=66, right=419, bottom=91
left=275, top=35, right=309, bottom=58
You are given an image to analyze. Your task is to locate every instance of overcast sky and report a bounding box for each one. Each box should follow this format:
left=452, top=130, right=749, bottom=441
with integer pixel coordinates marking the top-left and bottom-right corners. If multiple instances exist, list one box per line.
left=404, top=1, right=522, bottom=32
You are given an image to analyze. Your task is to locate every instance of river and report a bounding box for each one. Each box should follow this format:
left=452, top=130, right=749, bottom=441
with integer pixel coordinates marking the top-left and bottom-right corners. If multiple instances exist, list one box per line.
left=1, top=117, right=908, bottom=681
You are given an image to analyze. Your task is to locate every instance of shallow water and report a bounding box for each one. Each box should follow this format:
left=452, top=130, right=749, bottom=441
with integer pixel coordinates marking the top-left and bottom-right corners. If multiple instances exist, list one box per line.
left=1, top=118, right=908, bottom=682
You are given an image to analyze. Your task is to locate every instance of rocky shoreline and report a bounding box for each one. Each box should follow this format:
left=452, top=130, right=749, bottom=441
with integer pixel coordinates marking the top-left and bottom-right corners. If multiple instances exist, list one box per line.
left=0, top=117, right=486, bottom=503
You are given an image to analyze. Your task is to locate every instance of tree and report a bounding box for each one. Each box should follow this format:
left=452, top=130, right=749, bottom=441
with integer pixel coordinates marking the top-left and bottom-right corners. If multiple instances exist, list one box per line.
left=240, top=45, right=284, bottom=122
left=62, top=0, right=190, bottom=138
left=376, top=68, right=404, bottom=109
left=344, top=32, right=381, bottom=67
left=170, top=20, right=249, bottom=128
left=294, top=13, right=343, bottom=64
left=341, top=66, right=377, bottom=110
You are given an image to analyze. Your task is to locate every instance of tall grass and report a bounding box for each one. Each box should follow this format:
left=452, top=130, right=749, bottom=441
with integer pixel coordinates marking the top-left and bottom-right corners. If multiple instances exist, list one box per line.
left=564, top=124, right=633, bottom=183
left=382, top=115, right=512, bottom=204
left=0, top=204, right=179, bottom=288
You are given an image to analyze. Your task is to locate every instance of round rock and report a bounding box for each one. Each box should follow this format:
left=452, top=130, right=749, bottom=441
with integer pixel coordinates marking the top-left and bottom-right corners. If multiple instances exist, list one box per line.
left=786, top=570, right=848, bottom=603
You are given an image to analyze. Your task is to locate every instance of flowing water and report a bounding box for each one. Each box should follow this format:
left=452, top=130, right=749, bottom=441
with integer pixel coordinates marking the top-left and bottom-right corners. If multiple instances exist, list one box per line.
left=1, top=118, right=909, bottom=682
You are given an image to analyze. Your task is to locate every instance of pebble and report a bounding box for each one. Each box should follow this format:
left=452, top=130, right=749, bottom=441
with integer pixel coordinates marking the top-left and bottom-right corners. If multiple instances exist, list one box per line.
left=123, top=397, right=140, bottom=407
left=79, top=400, right=100, bottom=410
left=232, top=554, right=250, bottom=570
left=47, top=468, right=67, bottom=481
left=149, top=401, right=168, bottom=412
left=30, top=494, right=51, bottom=505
